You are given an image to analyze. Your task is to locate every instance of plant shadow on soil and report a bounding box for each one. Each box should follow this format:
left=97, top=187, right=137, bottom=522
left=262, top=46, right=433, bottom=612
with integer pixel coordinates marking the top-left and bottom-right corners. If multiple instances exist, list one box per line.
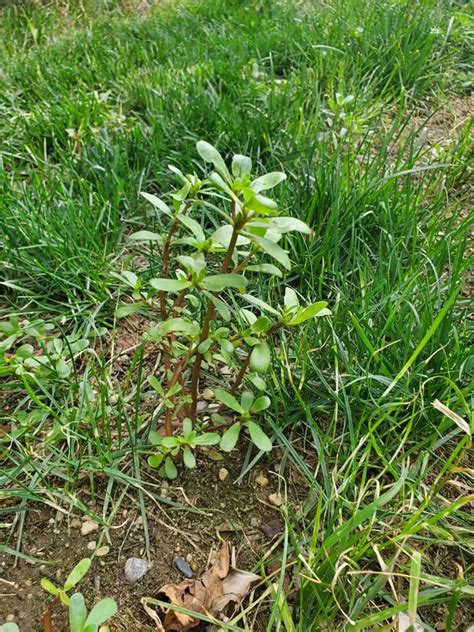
left=1, top=447, right=299, bottom=631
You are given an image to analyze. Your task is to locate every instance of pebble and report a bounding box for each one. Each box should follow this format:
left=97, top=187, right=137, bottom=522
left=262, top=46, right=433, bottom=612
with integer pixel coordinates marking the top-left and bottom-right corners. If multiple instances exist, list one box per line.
left=250, top=517, right=259, bottom=528
left=70, top=518, right=82, bottom=529
left=255, top=474, right=269, bottom=488
left=87, top=541, right=97, bottom=551
left=109, top=394, right=118, bottom=405
left=196, top=401, right=207, bottom=412
left=6, top=614, right=14, bottom=622
left=218, top=467, right=229, bottom=481
left=268, top=492, right=283, bottom=507
left=81, top=520, right=99, bottom=536
left=124, top=557, right=151, bottom=583
left=95, top=546, right=110, bottom=557
left=174, top=557, right=193, bottom=578
left=202, top=388, right=214, bottom=400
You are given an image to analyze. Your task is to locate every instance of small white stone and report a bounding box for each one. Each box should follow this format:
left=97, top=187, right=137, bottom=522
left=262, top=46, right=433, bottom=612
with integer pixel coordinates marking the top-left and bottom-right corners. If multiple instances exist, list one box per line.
left=202, top=388, right=214, bottom=400
left=268, top=492, right=283, bottom=507
left=95, top=545, right=110, bottom=557
left=87, top=541, right=97, bottom=551
left=218, top=468, right=229, bottom=481
left=124, top=557, right=151, bottom=582
left=81, top=520, right=99, bottom=536
left=255, top=474, right=269, bottom=488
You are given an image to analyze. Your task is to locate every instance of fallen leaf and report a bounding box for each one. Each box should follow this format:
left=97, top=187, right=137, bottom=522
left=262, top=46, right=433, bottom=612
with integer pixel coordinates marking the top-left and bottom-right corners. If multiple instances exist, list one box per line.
left=144, top=542, right=260, bottom=630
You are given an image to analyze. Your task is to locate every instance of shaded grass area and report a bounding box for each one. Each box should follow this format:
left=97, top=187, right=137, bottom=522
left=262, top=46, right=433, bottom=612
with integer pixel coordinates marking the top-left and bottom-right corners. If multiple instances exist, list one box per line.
left=0, top=0, right=473, bottom=629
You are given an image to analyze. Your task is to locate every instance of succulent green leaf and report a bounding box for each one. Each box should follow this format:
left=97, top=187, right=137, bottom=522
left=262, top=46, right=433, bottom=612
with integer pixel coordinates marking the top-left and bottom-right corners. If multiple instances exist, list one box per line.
left=250, top=316, right=272, bottom=334
left=270, top=217, right=313, bottom=235
left=115, top=303, right=146, bottom=319
left=140, top=192, right=172, bottom=216
left=84, top=597, right=118, bottom=627
left=214, top=388, right=244, bottom=414
left=148, top=453, right=164, bottom=468
left=64, top=558, right=92, bottom=592
left=247, top=420, right=272, bottom=452
left=241, top=390, right=255, bottom=411
left=242, top=294, right=281, bottom=316
left=284, top=287, right=300, bottom=312
left=149, top=278, right=191, bottom=292
left=251, top=172, right=286, bottom=193
left=147, top=375, right=165, bottom=396
left=164, top=457, right=178, bottom=479
left=232, top=154, right=252, bottom=177
left=252, top=236, right=291, bottom=270
left=251, top=396, right=271, bottom=413
left=249, top=341, right=271, bottom=373
left=203, top=291, right=231, bottom=321
left=287, top=302, right=329, bottom=325
left=196, top=141, right=231, bottom=183
left=161, top=436, right=180, bottom=448
left=176, top=214, right=206, bottom=242
left=183, top=447, right=196, bottom=469
left=128, top=230, right=163, bottom=242
left=245, top=263, right=282, bottom=277
left=220, top=422, right=241, bottom=452
left=69, top=593, right=87, bottom=632
left=41, top=578, right=60, bottom=596
left=201, top=274, right=247, bottom=292
left=194, top=432, right=221, bottom=446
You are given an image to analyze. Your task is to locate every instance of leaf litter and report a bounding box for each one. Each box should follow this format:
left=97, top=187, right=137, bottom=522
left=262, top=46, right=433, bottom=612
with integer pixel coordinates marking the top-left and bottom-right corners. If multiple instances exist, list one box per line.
left=142, top=541, right=260, bottom=630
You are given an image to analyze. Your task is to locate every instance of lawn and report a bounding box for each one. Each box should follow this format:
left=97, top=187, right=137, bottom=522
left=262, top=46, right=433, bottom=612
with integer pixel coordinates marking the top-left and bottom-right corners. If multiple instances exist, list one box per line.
left=0, top=0, right=472, bottom=630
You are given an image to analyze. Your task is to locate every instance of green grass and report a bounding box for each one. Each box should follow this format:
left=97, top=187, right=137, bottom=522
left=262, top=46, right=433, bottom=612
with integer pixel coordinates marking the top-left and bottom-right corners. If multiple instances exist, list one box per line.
left=1, top=0, right=473, bottom=630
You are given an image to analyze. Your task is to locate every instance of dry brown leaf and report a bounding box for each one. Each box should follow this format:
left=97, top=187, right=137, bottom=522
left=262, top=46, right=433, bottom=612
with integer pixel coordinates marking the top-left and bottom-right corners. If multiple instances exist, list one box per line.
left=144, top=542, right=260, bottom=631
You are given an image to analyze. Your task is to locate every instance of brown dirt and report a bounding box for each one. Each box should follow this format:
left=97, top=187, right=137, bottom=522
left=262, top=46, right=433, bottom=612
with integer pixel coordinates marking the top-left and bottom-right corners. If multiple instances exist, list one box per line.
left=0, top=448, right=297, bottom=631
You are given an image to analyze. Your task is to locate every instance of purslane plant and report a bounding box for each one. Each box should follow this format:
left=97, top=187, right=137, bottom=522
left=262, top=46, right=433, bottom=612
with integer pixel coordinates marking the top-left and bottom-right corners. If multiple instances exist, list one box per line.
left=119, top=141, right=329, bottom=478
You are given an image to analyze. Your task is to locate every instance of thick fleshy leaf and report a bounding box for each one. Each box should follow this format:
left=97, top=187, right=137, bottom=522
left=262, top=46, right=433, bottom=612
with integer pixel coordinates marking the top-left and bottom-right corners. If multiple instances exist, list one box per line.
left=140, top=192, right=172, bottom=216
left=245, top=263, right=282, bottom=277
left=251, top=172, right=286, bottom=193
left=149, top=278, right=191, bottom=292
left=203, top=291, right=231, bottom=322
left=201, top=274, right=247, bottom=292
left=176, top=214, right=205, bottom=242
left=214, top=388, right=244, bottom=414
left=115, top=303, right=146, bottom=319
left=161, top=436, right=180, bottom=448
left=177, top=254, right=206, bottom=276
left=270, top=217, right=313, bottom=235
left=284, top=287, right=300, bottom=312
left=220, top=422, right=241, bottom=452
left=251, top=396, right=271, bottom=413
left=250, top=316, right=272, bottom=334
left=164, top=457, right=178, bottom=479
left=84, top=597, right=118, bottom=626
left=194, top=432, right=221, bottom=446
left=287, top=301, right=329, bottom=325
left=128, top=230, right=163, bottom=242
left=232, top=154, right=252, bottom=177
left=247, top=420, right=272, bottom=452
left=183, top=447, right=196, bottom=469
left=110, top=270, right=139, bottom=289
left=40, top=578, right=60, bottom=596
left=249, top=373, right=267, bottom=391
left=240, top=390, right=255, bottom=412
left=196, top=141, right=231, bottom=182
left=69, top=593, right=87, bottom=632
left=158, top=318, right=200, bottom=337
left=249, top=341, right=271, bottom=373
left=64, top=558, right=92, bottom=591
left=148, top=453, right=164, bottom=468
left=147, top=375, right=164, bottom=396
left=242, top=293, right=281, bottom=316
left=252, top=236, right=291, bottom=270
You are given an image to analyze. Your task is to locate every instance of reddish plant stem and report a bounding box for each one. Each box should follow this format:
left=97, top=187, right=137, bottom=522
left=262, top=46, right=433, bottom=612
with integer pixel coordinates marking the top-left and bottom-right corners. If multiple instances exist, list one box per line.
left=42, top=598, right=58, bottom=632
left=189, top=216, right=240, bottom=421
